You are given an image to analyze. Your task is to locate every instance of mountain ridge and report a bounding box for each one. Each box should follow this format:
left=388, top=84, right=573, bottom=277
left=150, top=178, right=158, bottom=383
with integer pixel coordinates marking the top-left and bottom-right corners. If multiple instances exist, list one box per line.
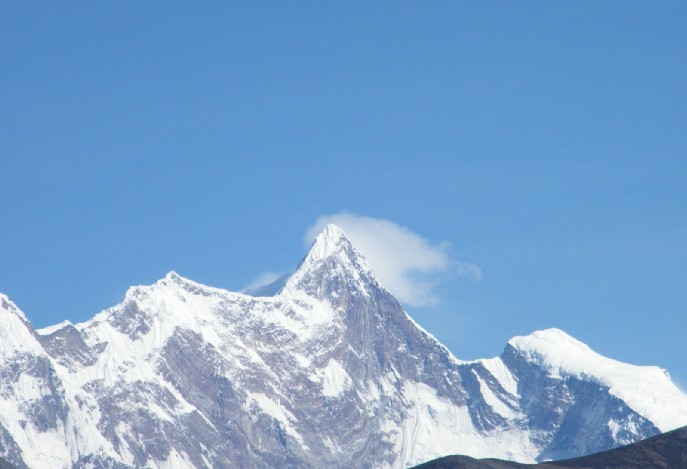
left=1, top=225, right=686, bottom=468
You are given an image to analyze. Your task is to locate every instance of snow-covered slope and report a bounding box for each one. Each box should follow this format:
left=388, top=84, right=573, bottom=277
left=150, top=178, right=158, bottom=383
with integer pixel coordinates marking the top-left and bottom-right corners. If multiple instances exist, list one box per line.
left=1, top=225, right=686, bottom=468
left=507, top=328, right=687, bottom=433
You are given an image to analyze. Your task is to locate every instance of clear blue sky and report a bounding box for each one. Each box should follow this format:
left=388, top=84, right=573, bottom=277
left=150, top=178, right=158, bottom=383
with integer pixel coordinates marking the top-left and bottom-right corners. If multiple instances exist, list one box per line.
left=2, top=3, right=686, bottom=387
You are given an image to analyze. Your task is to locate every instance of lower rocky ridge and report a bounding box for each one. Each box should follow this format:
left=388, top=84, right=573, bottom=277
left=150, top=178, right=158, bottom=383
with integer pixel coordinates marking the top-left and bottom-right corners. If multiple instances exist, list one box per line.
left=411, top=424, right=687, bottom=469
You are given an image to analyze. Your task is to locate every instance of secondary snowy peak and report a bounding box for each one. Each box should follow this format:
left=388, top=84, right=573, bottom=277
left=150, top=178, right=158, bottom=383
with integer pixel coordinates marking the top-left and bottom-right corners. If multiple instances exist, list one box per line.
left=120, top=270, right=231, bottom=304
left=156, top=270, right=211, bottom=291
left=0, top=293, right=29, bottom=323
left=507, top=328, right=687, bottom=432
left=508, top=328, right=592, bottom=356
left=36, top=319, right=73, bottom=336
left=0, top=294, right=44, bottom=360
left=79, top=270, right=242, bottom=344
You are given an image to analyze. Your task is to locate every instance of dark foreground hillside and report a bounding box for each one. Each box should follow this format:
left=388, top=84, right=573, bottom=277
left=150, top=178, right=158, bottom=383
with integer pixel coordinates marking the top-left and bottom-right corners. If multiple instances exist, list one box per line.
left=412, top=425, right=687, bottom=469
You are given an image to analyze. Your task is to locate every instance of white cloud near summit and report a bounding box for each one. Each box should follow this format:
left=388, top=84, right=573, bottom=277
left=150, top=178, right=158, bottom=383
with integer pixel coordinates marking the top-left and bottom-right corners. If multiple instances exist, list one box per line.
left=305, top=213, right=480, bottom=307
left=244, top=271, right=283, bottom=292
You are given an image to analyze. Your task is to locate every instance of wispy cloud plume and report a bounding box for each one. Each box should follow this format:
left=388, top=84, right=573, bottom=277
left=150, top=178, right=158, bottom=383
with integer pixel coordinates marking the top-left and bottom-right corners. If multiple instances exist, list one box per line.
left=306, top=213, right=479, bottom=307
left=243, top=271, right=283, bottom=292
left=456, top=261, right=482, bottom=281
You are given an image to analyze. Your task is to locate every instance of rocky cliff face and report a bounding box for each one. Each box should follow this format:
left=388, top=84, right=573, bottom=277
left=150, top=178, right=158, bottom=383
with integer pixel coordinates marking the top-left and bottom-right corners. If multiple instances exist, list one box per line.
left=1, top=225, right=686, bottom=468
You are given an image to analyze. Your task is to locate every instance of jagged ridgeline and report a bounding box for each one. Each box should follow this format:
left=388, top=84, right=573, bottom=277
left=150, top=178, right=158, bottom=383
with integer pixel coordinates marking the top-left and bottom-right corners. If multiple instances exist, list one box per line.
left=1, top=225, right=686, bottom=468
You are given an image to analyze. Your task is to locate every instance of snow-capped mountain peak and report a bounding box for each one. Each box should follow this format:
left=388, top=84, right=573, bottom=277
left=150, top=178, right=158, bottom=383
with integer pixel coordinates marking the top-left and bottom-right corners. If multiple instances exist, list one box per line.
left=306, top=223, right=350, bottom=261
left=297, top=224, right=371, bottom=273
left=282, top=224, right=378, bottom=298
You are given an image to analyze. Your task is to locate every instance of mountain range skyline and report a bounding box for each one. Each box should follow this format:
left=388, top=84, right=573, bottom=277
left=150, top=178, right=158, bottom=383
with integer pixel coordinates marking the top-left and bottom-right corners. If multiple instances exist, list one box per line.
left=1, top=223, right=685, bottom=468
left=4, top=214, right=686, bottom=394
